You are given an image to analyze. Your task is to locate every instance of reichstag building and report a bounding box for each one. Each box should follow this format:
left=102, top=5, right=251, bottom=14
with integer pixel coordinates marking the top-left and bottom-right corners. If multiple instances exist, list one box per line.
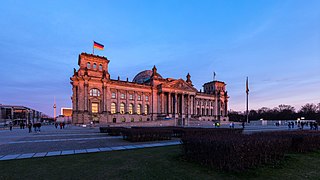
left=70, top=53, right=229, bottom=125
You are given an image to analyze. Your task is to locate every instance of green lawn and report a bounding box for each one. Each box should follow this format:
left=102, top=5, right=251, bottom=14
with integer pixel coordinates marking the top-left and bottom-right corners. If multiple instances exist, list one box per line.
left=0, top=146, right=319, bottom=180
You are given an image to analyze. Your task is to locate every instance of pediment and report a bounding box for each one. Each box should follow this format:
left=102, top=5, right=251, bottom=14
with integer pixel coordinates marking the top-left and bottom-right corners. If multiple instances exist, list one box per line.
left=161, top=79, right=197, bottom=92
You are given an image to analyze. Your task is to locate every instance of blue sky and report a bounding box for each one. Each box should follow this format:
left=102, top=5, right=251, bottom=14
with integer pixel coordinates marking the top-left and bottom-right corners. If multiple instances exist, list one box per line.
left=0, top=0, right=319, bottom=116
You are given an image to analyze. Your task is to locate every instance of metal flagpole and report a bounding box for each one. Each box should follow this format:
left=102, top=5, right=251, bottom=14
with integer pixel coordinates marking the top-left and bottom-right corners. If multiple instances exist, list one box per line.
left=246, top=77, right=249, bottom=123
left=93, top=41, right=94, bottom=54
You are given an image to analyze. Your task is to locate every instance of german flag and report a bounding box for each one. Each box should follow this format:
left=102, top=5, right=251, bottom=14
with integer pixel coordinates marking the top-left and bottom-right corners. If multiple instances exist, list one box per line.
left=93, top=41, right=104, bottom=50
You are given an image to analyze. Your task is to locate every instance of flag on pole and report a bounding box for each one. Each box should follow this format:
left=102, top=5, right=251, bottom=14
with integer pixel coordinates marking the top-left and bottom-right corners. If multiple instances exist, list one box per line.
left=213, top=72, right=216, bottom=80
left=93, top=41, right=104, bottom=50
left=246, top=77, right=249, bottom=94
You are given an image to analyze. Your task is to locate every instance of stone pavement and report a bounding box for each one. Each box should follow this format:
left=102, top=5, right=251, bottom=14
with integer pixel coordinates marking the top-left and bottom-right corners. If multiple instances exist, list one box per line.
left=0, top=123, right=302, bottom=161
left=0, top=125, right=181, bottom=161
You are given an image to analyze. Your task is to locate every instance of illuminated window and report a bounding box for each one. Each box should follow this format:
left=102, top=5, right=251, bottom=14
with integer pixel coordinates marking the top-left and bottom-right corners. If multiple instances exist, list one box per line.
left=87, top=62, right=91, bottom=69
left=144, top=105, right=149, bottom=115
left=145, top=96, right=149, bottom=101
left=137, top=95, right=141, bottom=101
left=121, top=117, right=126, bottom=122
left=137, top=104, right=141, bottom=114
left=92, top=103, right=98, bottom=113
left=129, top=94, right=133, bottom=100
left=99, top=64, right=103, bottom=71
left=111, top=92, right=116, bottom=99
left=128, top=104, right=133, bottom=114
left=121, top=93, right=125, bottom=99
left=131, top=118, right=134, bottom=122
left=120, top=103, right=125, bottom=114
left=90, top=89, right=100, bottom=96
left=93, top=63, right=97, bottom=69
left=111, top=103, right=116, bottom=114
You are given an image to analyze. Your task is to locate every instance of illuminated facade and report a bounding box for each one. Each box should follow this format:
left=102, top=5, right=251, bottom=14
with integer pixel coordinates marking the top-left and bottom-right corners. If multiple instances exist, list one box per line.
left=70, top=53, right=229, bottom=125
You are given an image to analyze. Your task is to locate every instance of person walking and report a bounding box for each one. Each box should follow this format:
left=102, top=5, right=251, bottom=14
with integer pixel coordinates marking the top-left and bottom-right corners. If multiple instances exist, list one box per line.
left=9, top=122, right=13, bottom=131
left=28, top=123, right=32, bottom=133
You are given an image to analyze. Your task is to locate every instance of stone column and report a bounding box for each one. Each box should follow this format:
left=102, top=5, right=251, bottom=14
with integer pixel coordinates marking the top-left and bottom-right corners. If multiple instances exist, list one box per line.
left=215, top=97, right=218, bottom=119
left=102, top=85, right=106, bottom=112
left=117, top=89, right=120, bottom=113
left=160, top=93, right=164, bottom=114
left=174, top=93, right=178, bottom=118
left=142, top=93, right=145, bottom=115
left=181, top=94, right=185, bottom=117
left=134, top=91, right=137, bottom=114
left=187, top=95, right=191, bottom=117
left=168, top=93, right=171, bottom=117
left=72, top=85, right=77, bottom=111
left=126, top=90, right=129, bottom=114
left=84, top=83, right=88, bottom=111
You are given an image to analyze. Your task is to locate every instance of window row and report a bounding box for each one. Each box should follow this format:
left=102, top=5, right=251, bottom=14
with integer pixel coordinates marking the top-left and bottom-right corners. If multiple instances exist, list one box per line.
left=196, top=101, right=215, bottom=106
left=110, top=103, right=149, bottom=115
left=196, top=108, right=225, bottom=116
left=87, top=62, right=103, bottom=71
left=89, top=89, right=150, bottom=102
left=111, top=92, right=149, bottom=101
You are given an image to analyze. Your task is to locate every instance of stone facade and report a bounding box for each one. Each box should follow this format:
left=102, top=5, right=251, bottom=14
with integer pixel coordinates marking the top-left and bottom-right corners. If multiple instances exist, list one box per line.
left=70, top=53, right=229, bottom=126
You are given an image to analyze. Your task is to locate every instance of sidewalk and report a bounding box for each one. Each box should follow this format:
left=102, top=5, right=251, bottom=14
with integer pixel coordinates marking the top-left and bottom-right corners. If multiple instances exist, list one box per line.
left=0, top=140, right=181, bottom=161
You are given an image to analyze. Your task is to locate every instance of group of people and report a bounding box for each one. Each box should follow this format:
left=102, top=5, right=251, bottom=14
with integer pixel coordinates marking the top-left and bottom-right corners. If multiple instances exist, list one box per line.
left=288, top=121, right=319, bottom=130
left=55, top=122, right=66, bottom=129
left=19, top=122, right=26, bottom=129
left=27, top=122, right=42, bottom=133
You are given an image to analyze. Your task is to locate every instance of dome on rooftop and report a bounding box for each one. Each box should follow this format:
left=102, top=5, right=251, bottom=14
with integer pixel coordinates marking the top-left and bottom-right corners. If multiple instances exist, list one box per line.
left=132, top=70, right=162, bottom=84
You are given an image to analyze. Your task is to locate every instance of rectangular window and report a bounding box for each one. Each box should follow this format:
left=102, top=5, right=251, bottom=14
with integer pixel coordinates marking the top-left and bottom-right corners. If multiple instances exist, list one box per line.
left=92, top=103, right=98, bottom=113
left=145, top=96, right=149, bottom=101
left=121, top=93, right=125, bottom=99
left=137, top=95, right=141, bottom=101
left=111, top=92, right=116, bottom=99
left=129, top=94, right=133, bottom=100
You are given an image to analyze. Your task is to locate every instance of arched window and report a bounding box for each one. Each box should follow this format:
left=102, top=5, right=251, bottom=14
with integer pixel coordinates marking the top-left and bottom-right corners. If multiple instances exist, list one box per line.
left=137, top=104, right=141, bottom=115
left=111, top=103, right=116, bottom=114
left=120, top=103, right=125, bottom=114
left=99, top=64, right=103, bottom=71
left=144, top=105, right=149, bottom=115
left=128, top=104, right=133, bottom=114
left=93, top=63, right=97, bottom=69
left=87, top=62, right=91, bottom=69
left=90, top=89, right=100, bottom=96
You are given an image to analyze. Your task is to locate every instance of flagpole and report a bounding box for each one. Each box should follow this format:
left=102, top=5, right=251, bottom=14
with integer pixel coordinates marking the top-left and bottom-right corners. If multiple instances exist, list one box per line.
left=93, top=41, right=94, bottom=54
left=246, top=77, right=249, bottom=123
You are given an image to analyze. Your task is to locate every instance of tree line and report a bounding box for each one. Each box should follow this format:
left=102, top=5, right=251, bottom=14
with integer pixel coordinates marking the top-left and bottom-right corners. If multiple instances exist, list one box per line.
left=228, top=103, right=320, bottom=122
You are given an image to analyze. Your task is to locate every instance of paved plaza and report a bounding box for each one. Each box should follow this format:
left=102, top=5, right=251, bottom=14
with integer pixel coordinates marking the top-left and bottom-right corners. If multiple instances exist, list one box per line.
left=0, top=125, right=181, bottom=161
left=0, top=123, right=303, bottom=161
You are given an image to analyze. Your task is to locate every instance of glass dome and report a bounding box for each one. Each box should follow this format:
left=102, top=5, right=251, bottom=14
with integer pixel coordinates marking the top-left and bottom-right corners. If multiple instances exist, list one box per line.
left=132, top=70, right=162, bottom=84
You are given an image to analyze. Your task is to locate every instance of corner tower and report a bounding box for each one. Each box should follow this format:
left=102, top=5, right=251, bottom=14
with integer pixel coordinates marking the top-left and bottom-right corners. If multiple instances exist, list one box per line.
left=70, top=53, right=110, bottom=124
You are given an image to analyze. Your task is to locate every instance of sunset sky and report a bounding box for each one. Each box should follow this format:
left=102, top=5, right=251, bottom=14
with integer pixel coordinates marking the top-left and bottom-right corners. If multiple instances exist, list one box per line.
left=0, top=0, right=319, bottom=116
